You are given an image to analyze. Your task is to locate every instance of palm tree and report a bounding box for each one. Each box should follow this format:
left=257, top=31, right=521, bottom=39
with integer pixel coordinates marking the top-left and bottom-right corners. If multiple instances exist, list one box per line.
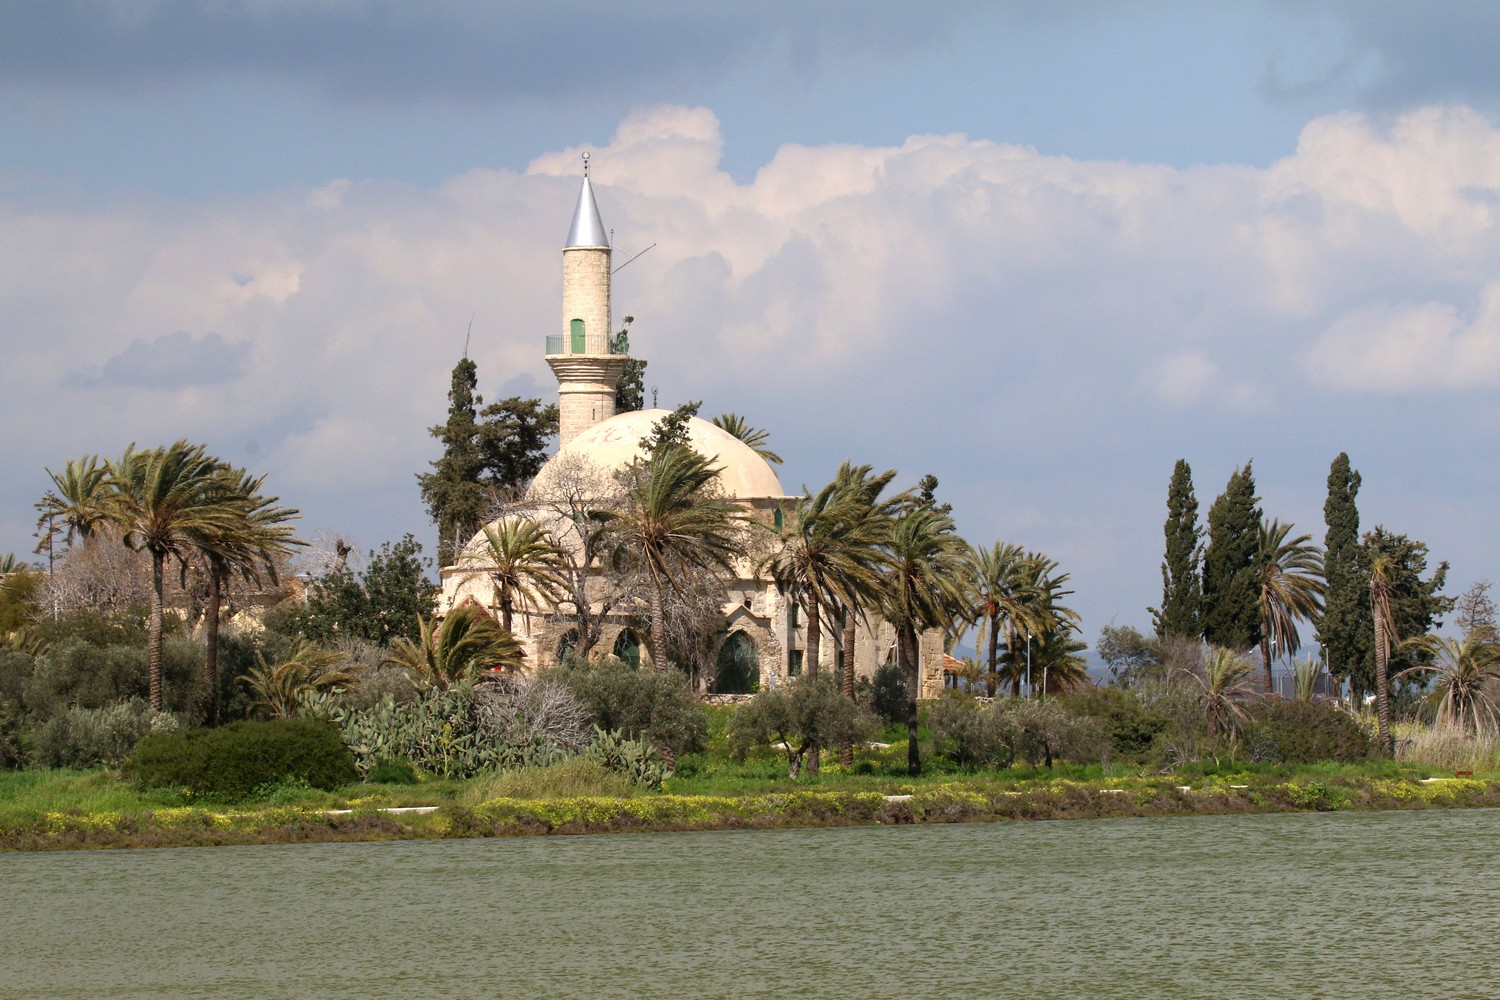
left=994, top=553, right=1081, bottom=697
left=240, top=641, right=356, bottom=718
left=761, top=471, right=891, bottom=772
left=592, top=444, right=750, bottom=669
left=962, top=542, right=1050, bottom=696
left=1398, top=629, right=1500, bottom=734
left=1369, top=551, right=1398, bottom=752
left=383, top=605, right=526, bottom=690
left=1255, top=518, right=1325, bottom=695
left=763, top=474, right=891, bottom=683
left=34, top=455, right=115, bottom=551
left=827, top=462, right=901, bottom=767
left=879, top=504, right=967, bottom=775
left=1031, top=625, right=1091, bottom=696
left=711, top=413, right=782, bottom=466
left=465, top=516, right=569, bottom=632
left=108, top=441, right=250, bottom=712
left=197, top=466, right=302, bottom=724
left=1184, top=645, right=1256, bottom=737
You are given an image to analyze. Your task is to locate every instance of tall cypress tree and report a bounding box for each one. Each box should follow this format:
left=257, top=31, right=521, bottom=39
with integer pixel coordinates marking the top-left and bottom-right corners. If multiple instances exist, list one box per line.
left=1154, top=459, right=1202, bottom=639
left=1319, top=452, right=1368, bottom=693
left=418, top=358, right=487, bottom=562
left=1201, top=462, right=1262, bottom=650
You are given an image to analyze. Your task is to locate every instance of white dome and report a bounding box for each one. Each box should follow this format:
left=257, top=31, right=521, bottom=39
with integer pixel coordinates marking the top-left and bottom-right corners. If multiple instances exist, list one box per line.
left=532, top=410, right=787, bottom=500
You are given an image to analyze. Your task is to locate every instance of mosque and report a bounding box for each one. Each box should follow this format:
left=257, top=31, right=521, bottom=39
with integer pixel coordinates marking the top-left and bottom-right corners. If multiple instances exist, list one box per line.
left=440, top=163, right=947, bottom=697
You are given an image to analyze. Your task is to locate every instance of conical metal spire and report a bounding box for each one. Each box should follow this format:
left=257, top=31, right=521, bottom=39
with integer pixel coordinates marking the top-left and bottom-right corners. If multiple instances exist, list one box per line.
left=565, top=152, right=609, bottom=248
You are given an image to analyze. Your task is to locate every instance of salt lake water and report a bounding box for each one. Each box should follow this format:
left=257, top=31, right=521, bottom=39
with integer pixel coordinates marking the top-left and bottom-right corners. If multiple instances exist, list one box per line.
left=4, top=808, right=1498, bottom=998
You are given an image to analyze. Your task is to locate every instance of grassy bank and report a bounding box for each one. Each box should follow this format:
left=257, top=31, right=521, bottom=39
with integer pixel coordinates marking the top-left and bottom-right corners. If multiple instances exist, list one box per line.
left=5, top=761, right=1498, bottom=851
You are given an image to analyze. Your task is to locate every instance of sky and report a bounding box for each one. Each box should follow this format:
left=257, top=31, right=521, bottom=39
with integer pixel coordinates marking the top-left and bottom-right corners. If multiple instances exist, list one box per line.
left=3, top=0, right=1499, bottom=649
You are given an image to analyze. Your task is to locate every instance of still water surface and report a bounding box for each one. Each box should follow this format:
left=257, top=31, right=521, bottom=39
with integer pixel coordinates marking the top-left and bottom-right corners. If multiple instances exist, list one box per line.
left=4, top=809, right=1498, bottom=998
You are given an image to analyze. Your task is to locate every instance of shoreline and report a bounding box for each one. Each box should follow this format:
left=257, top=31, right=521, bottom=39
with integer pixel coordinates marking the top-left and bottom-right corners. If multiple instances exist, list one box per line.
left=6, top=774, right=1497, bottom=852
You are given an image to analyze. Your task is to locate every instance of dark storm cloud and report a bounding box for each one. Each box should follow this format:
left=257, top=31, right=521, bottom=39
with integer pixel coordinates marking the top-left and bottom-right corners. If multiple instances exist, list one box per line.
left=0, top=0, right=979, bottom=104
left=64, top=331, right=251, bottom=390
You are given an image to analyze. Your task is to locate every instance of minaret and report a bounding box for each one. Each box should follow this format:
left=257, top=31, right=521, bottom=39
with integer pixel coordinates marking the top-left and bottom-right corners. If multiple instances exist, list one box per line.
left=547, top=152, right=629, bottom=448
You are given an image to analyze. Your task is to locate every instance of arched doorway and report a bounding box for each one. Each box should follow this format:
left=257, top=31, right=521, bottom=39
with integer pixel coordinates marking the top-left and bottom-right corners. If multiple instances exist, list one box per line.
left=556, top=629, right=581, bottom=664
left=613, top=628, right=642, bottom=670
left=715, top=631, right=759, bottom=694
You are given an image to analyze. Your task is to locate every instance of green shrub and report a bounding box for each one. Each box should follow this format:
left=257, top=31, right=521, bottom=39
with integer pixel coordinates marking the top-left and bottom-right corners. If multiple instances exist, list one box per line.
left=23, top=637, right=207, bottom=722
left=1243, top=698, right=1373, bottom=764
left=729, top=674, right=878, bottom=778
left=31, top=699, right=174, bottom=769
left=928, top=693, right=996, bottom=765
left=991, top=698, right=1109, bottom=768
left=860, top=661, right=907, bottom=725
left=0, top=696, right=27, bottom=770
left=549, top=660, right=707, bottom=757
left=367, top=757, right=419, bottom=784
left=1061, top=686, right=1170, bottom=759
left=124, top=719, right=358, bottom=800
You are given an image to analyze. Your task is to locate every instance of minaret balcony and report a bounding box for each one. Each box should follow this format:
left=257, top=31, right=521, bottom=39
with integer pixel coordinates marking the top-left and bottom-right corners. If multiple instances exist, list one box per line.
left=545, top=333, right=630, bottom=356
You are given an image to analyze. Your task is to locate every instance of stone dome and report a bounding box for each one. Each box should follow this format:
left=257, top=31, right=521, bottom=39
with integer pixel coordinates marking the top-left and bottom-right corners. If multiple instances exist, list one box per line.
left=531, top=409, right=787, bottom=500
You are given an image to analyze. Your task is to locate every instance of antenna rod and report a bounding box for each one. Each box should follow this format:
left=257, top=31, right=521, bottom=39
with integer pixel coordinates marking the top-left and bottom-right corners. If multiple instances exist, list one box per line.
left=612, top=243, right=656, bottom=274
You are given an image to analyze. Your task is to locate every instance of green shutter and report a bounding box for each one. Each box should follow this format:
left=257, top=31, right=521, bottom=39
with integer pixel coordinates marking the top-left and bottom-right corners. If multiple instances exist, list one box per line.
left=570, top=318, right=585, bottom=352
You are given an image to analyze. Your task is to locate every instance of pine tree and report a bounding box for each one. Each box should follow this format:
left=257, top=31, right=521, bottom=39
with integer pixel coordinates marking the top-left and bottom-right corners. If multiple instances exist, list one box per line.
left=1319, top=452, right=1368, bottom=693
left=418, top=358, right=487, bottom=562
left=1201, top=462, right=1261, bottom=651
left=1153, top=458, right=1202, bottom=639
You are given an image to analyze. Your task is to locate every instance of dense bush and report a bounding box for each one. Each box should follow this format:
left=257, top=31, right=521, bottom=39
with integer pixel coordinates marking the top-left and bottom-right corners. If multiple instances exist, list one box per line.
left=860, top=661, right=907, bottom=726
left=0, top=696, right=26, bottom=769
left=550, top=660, right=707, bottom=757
left=31, top=699, right=175, bottom=769
left=1061, top=687, right=1171, bottom=759
left=23, top=636, right=207, bottom=722
left=1243, top=699, right=1373, bottom=764
left=125, top=719, right=358, bottom=799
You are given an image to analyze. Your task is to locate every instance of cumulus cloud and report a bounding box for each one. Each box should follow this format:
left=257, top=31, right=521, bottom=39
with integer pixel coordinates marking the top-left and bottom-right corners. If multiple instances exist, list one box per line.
left=1303, top=288, right=1500, bottom=390
left=6, top=101, right=1500, bottom=629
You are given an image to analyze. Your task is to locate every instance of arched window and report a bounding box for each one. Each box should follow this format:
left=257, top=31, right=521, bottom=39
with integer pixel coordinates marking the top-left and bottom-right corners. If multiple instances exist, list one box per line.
left=570, top=318, right=586, bottom=353
left=613, top=628, right=642, bottom=671
left=715, top=631, right=759, bottom=694
left=556, top=629, right=581, bottom=664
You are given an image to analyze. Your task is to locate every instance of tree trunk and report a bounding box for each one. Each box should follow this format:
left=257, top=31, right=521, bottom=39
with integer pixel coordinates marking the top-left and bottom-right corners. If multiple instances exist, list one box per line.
left=1260, top=637, right=1275, bottom=696
left=499, top=592, right=513, bottom=634
left=805, top=596, right=821, bottom=774
left=903, top=625, right=921, bottom=776
left=649, top=572, right=667, bottom=671
left=1008, top=630, right=1023, bottom=697
left=841, top=605, right=856, bottom=768
left=149, top=550, right=165, bottom=713
left=1375, top=614, right=1392, bottom=753
left=986, top=614, right=1000, bottom=697
left=205, top=565, right=222, bottom=726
